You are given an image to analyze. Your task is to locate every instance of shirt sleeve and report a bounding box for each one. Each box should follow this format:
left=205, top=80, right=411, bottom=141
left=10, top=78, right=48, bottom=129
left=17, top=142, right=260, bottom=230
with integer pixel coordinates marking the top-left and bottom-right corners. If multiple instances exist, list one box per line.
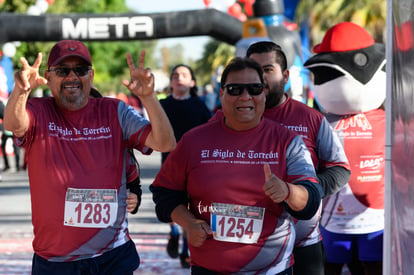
left=150, top=139, right=189, bottom=222
left=317, top=166, right=351, bottom=197
left=315, top=117, right=351, bottom=197
left=118, top=101, right=153, bottom=154
left=150, top=185, right=188, bottom=222
left=285, top=135, right=323, bottom=220
left=285, top=180, right=323, bottom=220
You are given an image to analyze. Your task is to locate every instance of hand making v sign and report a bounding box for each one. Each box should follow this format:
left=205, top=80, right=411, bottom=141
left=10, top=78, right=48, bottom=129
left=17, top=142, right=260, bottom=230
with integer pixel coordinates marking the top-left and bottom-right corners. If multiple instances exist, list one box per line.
left=122, top=50, right=155, bottom=99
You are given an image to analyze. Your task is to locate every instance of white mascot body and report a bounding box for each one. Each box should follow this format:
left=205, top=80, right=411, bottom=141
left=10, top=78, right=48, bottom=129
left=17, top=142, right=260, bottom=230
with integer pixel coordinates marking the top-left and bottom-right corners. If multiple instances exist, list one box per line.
left=304, top=21, right=385, bottom=271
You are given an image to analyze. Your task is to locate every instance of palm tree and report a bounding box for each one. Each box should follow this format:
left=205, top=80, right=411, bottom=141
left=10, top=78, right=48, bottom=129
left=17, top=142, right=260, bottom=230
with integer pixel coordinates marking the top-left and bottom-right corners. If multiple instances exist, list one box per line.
left=295, top=0, right=386, bottom=46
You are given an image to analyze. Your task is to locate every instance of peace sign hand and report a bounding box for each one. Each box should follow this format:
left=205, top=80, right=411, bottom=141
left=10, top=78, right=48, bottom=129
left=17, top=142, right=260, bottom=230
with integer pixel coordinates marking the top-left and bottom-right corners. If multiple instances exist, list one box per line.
left=122, top=50, right=155, bottom=99
left=15, top=53, right=47, bottom=93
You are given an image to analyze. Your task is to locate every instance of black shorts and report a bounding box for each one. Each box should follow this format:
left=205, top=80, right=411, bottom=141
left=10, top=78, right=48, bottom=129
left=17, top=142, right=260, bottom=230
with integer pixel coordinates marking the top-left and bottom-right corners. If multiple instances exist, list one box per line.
left=32, top=239, right=139, bottom=275
left=191, top=265, right=293, bottom=275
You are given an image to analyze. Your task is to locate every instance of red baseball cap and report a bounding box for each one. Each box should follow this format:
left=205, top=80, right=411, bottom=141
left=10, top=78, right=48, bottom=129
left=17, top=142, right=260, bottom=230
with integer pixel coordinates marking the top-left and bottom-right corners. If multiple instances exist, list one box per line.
left=48, top=40, right=92, bottom=67
left=313, top=22, right=375, bottom=53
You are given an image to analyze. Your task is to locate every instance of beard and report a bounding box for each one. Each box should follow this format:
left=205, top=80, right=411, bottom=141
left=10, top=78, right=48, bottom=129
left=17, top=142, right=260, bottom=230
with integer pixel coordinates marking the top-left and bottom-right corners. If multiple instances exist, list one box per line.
left=265, top=79, right=285, bottom=109
left=60, top=92, right=86, bottom=108
left=59, top=82, right=88, bottom=109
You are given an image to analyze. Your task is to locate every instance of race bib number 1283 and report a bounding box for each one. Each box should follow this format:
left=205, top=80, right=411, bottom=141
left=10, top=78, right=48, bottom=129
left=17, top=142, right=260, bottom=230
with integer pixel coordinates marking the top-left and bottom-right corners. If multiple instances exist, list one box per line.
left=64, top=188, right=118, bottom=228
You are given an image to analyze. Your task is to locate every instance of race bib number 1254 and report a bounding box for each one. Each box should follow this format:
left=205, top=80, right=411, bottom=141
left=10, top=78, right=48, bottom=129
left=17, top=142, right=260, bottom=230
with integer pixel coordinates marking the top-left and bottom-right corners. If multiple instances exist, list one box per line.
left=210, top=203, right=265, bottom=244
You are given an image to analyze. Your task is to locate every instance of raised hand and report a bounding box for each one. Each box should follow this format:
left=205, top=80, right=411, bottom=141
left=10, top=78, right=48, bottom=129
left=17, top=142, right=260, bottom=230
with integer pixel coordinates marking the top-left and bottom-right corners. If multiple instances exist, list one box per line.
left=263, top=163, right=290, bottom=203
left=15, top=53, right=47, bottom=92
left=122, top=51, right=155, bottom=98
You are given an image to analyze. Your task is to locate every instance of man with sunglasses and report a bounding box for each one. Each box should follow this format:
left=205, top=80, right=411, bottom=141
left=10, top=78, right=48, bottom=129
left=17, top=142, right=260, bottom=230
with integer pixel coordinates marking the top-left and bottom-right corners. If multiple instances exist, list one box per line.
left=150, top=57, right=323, bottom=274
left=246, top=41, right=351, bottom=275
left=3, top=40, right=176, bottom=274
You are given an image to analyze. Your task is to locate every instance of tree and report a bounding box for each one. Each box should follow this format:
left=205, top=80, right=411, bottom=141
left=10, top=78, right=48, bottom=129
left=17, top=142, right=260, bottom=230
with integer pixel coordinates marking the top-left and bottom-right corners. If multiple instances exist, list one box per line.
left=295, top=0, right=386, bottom=46
left=159, top=44, right=185, bottom=74
left=193, top=39, right=235, bottom=87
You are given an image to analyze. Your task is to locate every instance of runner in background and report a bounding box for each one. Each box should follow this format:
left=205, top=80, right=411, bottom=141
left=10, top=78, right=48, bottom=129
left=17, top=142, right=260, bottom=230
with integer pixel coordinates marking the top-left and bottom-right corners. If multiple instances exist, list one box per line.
left=159, top=64, right=211, bottom=268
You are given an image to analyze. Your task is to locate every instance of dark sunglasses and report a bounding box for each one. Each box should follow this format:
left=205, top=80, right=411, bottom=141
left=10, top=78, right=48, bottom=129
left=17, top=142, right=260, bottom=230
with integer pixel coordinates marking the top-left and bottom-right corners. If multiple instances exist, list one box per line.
left=48, top=66, right=91, bottom=77
left=223, top=83, right=264, bottom=96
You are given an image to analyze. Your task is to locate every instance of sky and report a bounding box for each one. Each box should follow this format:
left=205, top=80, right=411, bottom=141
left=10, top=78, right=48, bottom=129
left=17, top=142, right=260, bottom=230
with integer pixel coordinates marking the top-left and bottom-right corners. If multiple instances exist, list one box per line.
left=126, top=0, right=214, bottom=60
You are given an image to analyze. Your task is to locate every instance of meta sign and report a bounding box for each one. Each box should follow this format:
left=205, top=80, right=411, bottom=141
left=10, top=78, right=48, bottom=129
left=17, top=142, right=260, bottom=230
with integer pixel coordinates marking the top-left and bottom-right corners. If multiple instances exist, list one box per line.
left=61, top=16, right=154, bottom=40
left=0, top=10, right=242, bottom=44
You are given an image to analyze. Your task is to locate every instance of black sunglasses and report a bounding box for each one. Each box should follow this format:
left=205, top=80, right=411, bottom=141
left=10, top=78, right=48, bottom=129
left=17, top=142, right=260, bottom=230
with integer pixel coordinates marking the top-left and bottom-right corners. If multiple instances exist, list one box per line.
left=223, top=83, right=264, bottom=96
left=48, top=67, right=91, bottom=77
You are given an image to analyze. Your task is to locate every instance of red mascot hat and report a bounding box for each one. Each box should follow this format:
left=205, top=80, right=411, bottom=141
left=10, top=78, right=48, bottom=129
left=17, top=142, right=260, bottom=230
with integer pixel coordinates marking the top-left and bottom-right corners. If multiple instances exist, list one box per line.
left=313, top=22, right=375, bottom=53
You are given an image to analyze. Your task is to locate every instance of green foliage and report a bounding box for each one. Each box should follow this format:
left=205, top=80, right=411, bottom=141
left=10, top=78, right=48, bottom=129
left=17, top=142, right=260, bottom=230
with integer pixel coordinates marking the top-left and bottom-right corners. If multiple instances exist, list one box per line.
left=0, top=0, right=35, bottom=13
left=193, top=39, right=235, bottom=86
left=89, top=40, right=157, bottom=94
left=296, top=0, right=386, bottom=45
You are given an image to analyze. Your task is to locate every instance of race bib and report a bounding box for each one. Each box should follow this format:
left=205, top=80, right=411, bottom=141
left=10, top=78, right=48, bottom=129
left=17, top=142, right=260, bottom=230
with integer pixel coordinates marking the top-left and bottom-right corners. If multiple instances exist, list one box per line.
left=64, top=188, right=118, bottom=228
left=210, top=202, right=265, bottom=244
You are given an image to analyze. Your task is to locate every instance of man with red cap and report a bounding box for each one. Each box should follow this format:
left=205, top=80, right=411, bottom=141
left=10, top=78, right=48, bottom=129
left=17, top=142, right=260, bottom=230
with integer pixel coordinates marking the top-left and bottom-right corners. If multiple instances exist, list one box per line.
left=4, top=40, right=176, bottom=274
left=305, top=22, right=385, bottom=275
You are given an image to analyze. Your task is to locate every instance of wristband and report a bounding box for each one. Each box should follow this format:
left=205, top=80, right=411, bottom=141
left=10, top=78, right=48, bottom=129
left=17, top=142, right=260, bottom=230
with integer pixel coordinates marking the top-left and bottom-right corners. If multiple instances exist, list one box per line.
left=284, top=181, right=291, bottom=202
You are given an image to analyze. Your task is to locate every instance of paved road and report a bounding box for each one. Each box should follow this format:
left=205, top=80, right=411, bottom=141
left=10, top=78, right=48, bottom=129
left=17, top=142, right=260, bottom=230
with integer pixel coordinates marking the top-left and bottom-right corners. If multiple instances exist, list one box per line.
left=0, top=151, right=191, bottom=275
